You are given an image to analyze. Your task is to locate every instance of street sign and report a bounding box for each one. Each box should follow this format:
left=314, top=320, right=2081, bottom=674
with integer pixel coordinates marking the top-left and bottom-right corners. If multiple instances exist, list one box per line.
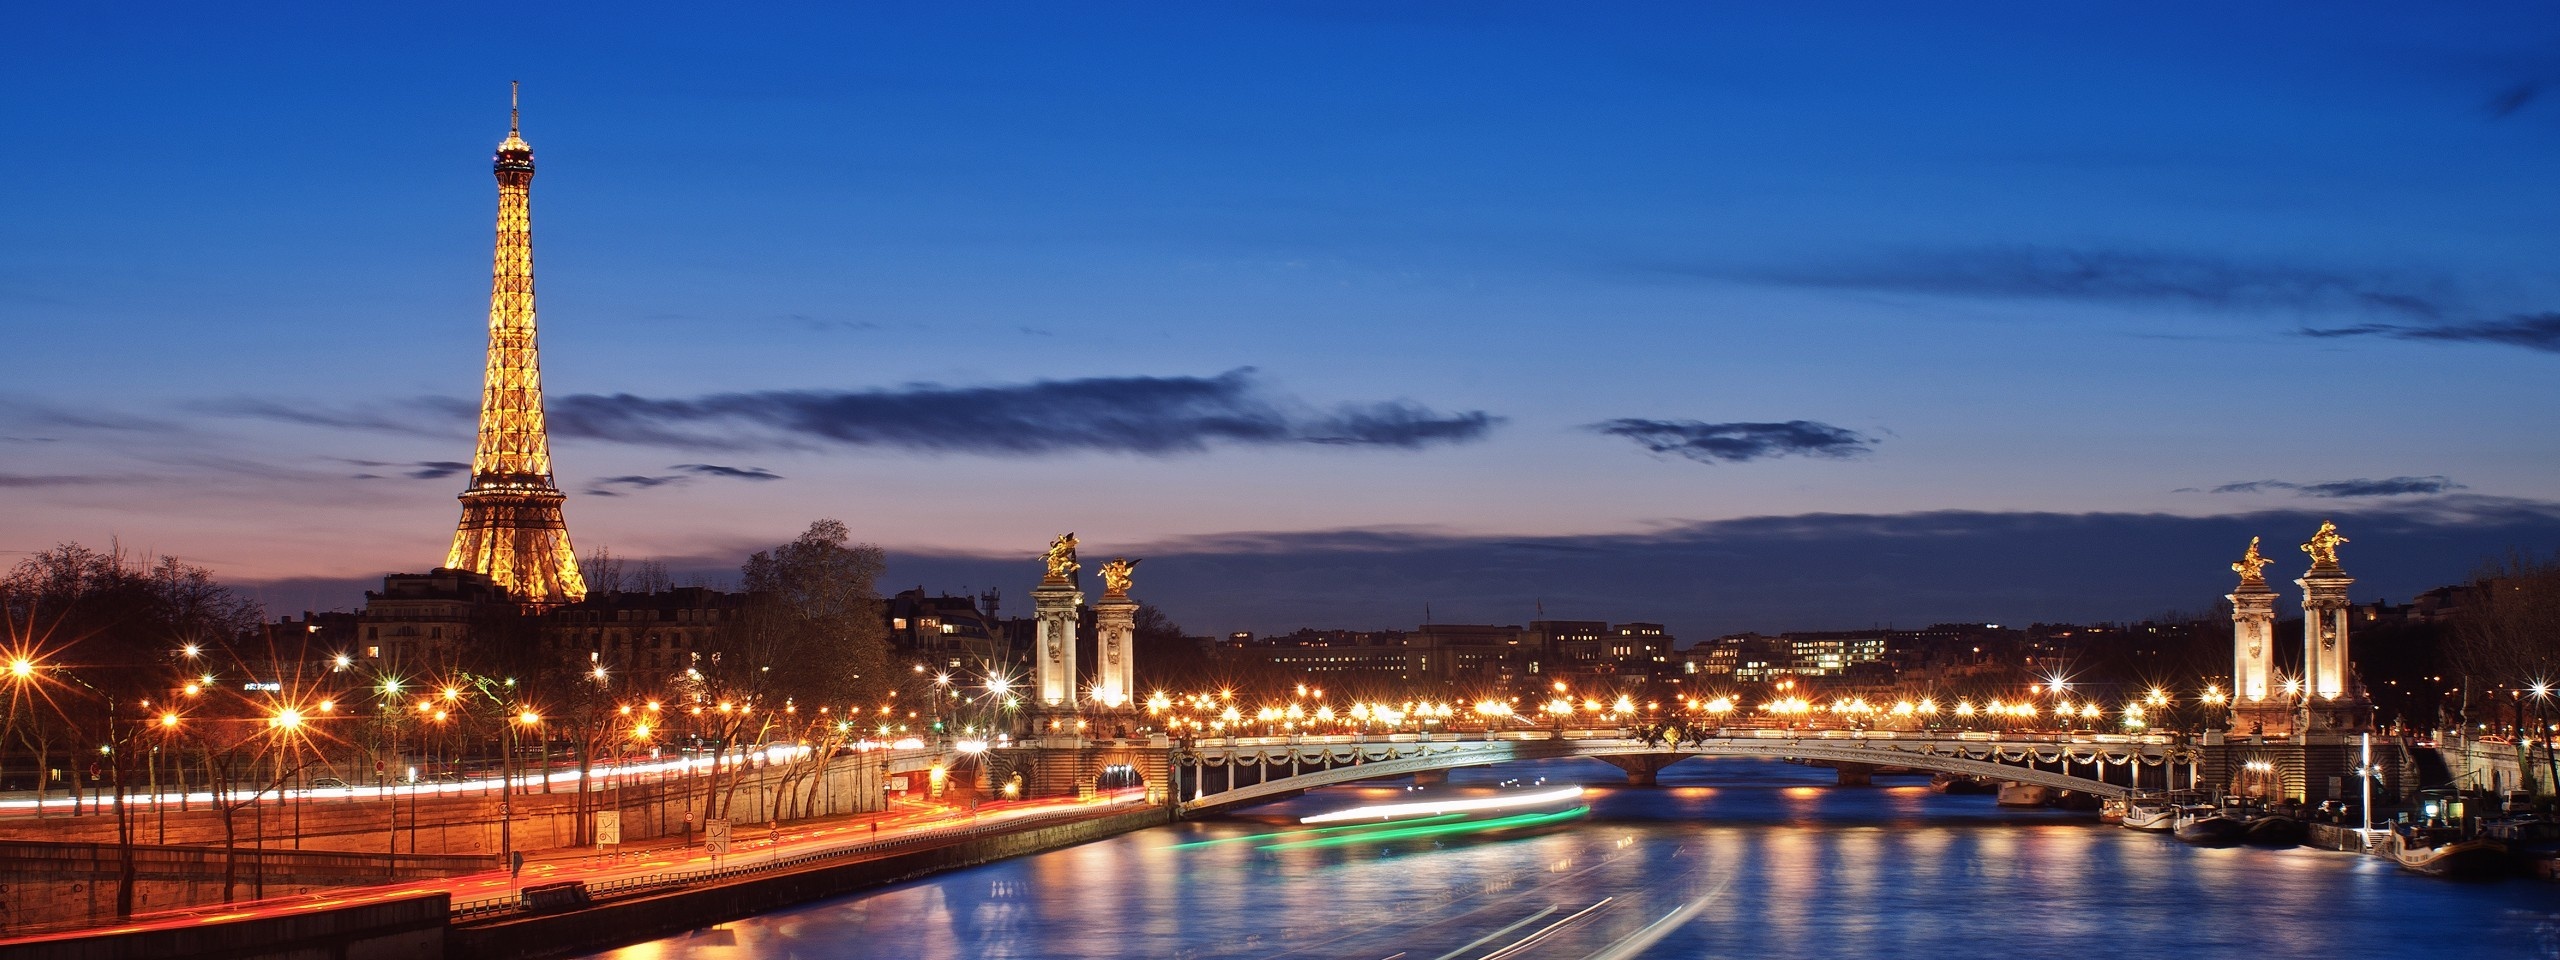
left=595, top=811, right=622, bottom=847
left=889, top=775, right=909, bottom=792
left=705, top=817, right=732, bottom=856
left=508, top=851, right=525, bottom=877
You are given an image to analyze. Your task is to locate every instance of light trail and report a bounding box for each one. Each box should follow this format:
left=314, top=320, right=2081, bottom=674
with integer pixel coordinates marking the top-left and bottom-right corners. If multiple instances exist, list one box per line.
left=1426, top=906, right=1557, bottom=960
left=1168, top=814, right=1473, bottom=850
left=1262, top=806, right=1588, bottom=851
left=1297, top=786, right=1585, bottom=825
left=1476, top=897, right=1614, bottom=960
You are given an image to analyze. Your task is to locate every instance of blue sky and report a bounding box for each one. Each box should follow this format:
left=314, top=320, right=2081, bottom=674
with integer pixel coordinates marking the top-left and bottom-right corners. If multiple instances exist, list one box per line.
left=6, top=3, right=2558, bottom=638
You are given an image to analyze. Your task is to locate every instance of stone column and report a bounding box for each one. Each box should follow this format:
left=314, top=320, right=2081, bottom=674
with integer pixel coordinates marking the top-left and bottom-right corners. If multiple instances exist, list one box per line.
left=1033, top=581, right=1083, bottom=709
left=1091, top=594, right=1138, bottom=710
left=2227, top=537, right=2288, bottom=737
left=2230, top=578, right=2280, bottom=729
left=2298, top=571, right=2353, bottom=703
left=2296, top=522, right=2355, bottom=706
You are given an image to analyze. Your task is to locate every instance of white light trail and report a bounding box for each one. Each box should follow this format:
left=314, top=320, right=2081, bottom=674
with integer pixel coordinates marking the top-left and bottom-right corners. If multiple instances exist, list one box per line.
left=1298, top=785, right=1585, bottom=825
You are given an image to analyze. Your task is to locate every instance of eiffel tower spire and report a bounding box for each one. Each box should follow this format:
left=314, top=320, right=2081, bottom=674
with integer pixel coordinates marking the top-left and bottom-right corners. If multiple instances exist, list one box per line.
left=447, top=83, right=587, bottom=603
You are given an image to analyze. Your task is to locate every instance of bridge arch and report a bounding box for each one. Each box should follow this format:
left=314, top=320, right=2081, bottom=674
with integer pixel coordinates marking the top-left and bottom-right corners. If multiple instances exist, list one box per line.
left=1175, top=735, right=2184, bottom=816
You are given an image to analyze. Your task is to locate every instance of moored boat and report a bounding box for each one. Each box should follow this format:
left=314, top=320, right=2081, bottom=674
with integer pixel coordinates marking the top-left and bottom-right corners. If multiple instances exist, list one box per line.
left=2384, top=828, right=2506, bottom=879
left=2120, top=799, right=2180, bottom=832
left=1994, top=783, right=2056, bottom=808
left=2173, top=807, right=2247, bottom=847
left=1929, top=773, right=1997, bottom=795
left=2243, top=815, right=2307, bottom=848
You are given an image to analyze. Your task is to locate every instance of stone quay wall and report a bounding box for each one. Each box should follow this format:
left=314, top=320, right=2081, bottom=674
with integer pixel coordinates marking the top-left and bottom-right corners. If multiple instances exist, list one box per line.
left=447, top=805, right=1173, bottom=960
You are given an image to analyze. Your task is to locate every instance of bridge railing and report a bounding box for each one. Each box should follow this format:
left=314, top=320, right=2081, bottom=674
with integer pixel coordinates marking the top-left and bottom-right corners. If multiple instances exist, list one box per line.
left=1182, top=729, right=2178, bottom=750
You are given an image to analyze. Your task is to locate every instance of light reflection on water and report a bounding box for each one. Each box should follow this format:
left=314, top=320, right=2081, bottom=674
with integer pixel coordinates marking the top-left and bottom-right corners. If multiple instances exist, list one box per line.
left=587, top=758, right=2560, bottom=960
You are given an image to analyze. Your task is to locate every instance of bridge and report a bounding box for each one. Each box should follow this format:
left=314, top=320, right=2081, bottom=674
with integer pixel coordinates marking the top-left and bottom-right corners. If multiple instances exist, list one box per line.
left=1167, top=729, right=2195, bottom=815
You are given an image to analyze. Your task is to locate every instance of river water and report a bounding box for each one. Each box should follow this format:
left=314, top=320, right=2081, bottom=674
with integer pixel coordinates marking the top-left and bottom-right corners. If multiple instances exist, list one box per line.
left=586, top=758, right=2560, bottom=960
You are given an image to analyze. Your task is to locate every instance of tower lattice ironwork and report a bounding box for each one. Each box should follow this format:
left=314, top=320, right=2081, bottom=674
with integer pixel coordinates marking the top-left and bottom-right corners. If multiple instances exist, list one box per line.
left=446, top=84, right=587, bottom=603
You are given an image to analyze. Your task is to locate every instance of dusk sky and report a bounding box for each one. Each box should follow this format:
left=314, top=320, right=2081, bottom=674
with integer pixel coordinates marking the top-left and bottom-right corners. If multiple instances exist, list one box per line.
left=7, top=4, right=2559, bottom=640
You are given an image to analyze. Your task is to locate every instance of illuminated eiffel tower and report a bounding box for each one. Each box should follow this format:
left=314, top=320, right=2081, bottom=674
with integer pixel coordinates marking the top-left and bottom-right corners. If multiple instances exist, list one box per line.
left=446, top=83, right=587, bottom=603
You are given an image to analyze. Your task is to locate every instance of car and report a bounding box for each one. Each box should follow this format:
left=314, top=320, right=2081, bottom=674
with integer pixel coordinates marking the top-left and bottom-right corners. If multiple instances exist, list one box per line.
left=310, top=777, right=351, bottom=789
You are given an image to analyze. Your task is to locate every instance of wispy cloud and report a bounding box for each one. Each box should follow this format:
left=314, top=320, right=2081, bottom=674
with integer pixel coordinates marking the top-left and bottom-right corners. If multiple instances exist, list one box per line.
left=583, top=462, right=787, bottom=496
left=2186, top=476, right=2465, bottom=498
left=0, top=400, right=182, bottom=434
left=195, top=397, right=476, bottom=437
left=547, top=369, right=1499, bottom=455
left=2299, top=313, right=2560, bottom=353
left=585, top=474, right=685, bottom=497
left=340, top=459, right=471, bottom=480
left=673, top=463, right=783, bottom=481
left=2490, top=81, right=2539, bottom=118
left=0, top=473, right=105, bottom=487
left=1713, top=246, right=2458, bottom=320
left=1588, top=419, right=1874, bottom=464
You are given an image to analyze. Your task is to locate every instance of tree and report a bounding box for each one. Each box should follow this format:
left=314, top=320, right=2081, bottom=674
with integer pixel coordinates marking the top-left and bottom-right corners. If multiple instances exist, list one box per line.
left=1, top=542, right=262, bottom=918
left=1133, top=604, right=1212, bottom=691
left=2447, top=552, right=2560, bottom=797
left=688, top=521, right=889, bottom=822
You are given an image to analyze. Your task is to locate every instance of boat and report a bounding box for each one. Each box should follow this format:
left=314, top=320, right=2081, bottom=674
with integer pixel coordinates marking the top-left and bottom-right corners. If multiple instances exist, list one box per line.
left=2383, top=827, right=2506, bottom=879
left=2243, top=815, right=2307, bottom=848
left=2120, top=799, right=2181, bottom=832
left=2479, top=817, right=2560, bottom=878
left=2173, top=806, right=2247, bottom=847
left=1994, top=783, right=2056, bottom=808
left=1929, top=773, right=1996, bottom=795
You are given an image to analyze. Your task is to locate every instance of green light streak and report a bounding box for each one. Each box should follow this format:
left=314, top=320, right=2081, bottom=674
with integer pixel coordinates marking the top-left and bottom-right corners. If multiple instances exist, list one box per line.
left=1260, top=806, right=1589, bottom=851
left=1169, top=813, right=1473, bottom=850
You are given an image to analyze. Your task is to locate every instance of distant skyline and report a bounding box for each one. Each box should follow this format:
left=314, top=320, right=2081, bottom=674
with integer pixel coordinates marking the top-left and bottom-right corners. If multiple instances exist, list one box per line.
left=7, top=4, right=2558, bottom=641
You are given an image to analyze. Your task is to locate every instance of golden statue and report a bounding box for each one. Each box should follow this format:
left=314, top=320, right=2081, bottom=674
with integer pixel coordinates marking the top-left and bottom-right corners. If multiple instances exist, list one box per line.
left=1100, top=557, right=1140, bottom=596
left=1043, top=533, right=1080, bottom=581
left=2300, top=520, right=2347, bottom=568
left=2232, top=536, right=2272, bottom=583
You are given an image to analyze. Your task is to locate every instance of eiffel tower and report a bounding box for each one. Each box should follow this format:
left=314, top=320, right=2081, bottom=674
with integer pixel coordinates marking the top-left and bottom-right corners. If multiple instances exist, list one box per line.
left=446, top=83, right=587, bottom=603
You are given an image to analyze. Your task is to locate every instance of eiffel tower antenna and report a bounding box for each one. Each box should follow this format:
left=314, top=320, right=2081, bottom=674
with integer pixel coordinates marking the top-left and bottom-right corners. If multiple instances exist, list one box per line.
left=446, top=84, right=586, bottom=603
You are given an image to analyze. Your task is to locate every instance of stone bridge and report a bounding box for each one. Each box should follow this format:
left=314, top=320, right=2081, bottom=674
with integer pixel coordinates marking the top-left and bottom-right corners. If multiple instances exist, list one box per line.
left=1169, top=729, right=2197, bottom=815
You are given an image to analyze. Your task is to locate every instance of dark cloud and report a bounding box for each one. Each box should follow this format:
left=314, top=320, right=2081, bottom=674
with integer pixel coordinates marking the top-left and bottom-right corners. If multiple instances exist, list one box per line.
left=2299, top=313, right=2560, bottom=353
left=882, top=497, right=2560, bottom=643
left=547, top=369, right=1499, bottom=455
left=674, top=463, right=784, bottom=481
left=2200, top=476, right=2465, bottom=498
left=1711, top=246, right=2456, bottom=320
left=1590, top=419, right=1873, bottom=464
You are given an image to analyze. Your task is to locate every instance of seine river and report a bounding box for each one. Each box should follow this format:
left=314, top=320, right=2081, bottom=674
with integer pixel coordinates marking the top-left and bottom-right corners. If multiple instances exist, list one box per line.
left=587, top=758, right=2560, bottom=960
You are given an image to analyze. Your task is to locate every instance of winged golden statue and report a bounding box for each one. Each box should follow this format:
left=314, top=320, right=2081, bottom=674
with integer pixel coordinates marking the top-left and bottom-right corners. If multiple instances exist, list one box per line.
left=2231, top=536, right=2272, bottom=584
left=1043, top=532, right=1080, bottom=581
left=1099, top=557, right=1140, bottom=596
left=2300, top=520, right=2347, bottom=568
